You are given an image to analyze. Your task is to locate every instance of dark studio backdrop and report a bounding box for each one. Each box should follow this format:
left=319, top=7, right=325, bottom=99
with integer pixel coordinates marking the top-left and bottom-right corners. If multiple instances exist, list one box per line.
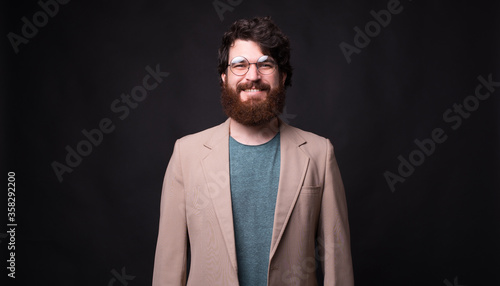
left=2, top=0, right=499, bottom=285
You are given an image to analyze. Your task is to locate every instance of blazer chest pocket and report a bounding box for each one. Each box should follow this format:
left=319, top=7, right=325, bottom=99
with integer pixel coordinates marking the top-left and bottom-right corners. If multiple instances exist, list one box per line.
left=300, top=185, right=321, bottom=195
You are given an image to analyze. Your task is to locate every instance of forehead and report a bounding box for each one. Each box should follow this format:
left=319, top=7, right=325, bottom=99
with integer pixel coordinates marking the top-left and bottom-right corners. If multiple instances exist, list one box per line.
left=228, top=40, right=265, bottom=61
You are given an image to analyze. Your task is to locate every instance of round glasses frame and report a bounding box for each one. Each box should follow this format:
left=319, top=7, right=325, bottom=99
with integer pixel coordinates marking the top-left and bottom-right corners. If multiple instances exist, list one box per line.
left=227, top=55, right=277, bottom=76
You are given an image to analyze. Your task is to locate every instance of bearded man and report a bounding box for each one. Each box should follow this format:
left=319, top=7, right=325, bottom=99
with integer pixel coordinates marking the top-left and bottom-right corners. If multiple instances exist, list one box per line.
left=153, top=16, right=354, bottom=286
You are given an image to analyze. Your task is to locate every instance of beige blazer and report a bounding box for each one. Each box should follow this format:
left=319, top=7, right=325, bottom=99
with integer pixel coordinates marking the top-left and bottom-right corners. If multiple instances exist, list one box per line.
left=153, top=118, right=354, bottom=286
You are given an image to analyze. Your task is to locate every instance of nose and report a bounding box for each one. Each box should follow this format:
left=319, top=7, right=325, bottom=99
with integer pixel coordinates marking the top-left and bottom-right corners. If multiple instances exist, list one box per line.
left=244, top=63, right=260, bottom=81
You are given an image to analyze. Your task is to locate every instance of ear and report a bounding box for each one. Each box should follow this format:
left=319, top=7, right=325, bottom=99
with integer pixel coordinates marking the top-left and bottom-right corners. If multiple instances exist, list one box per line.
left=281, top=73, right=287, bottom=85
left=221, top=73, right=226, bottom=84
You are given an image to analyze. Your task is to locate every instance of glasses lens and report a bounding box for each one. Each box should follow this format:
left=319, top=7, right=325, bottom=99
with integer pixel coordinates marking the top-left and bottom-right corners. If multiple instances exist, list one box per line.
left=257, top=55, right=276, bottom=75
left=230, top=56, right=249, bottom=75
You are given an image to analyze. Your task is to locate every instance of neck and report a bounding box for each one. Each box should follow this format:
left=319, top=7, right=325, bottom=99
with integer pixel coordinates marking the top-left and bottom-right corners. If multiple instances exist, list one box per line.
left=229, top=117, right=280, bottom=145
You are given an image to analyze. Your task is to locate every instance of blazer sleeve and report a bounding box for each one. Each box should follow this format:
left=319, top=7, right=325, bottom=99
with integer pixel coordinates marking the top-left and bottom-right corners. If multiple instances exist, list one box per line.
left=318, top=139, right=354, bottom=285
left=153, top=140, right=188, bottom=286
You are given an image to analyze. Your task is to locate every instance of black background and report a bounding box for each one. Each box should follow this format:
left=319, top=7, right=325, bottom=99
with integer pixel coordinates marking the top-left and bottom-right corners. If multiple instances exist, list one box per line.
left=2, top=0, right=499, bottom=285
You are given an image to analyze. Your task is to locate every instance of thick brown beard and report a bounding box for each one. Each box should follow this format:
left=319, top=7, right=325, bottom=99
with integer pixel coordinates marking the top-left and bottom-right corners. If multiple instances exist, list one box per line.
left=220, top=77, right=286, bottom=126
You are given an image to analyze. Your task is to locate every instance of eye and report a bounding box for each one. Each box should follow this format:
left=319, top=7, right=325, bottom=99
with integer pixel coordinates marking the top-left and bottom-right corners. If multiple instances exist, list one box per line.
left=258, top=62, right=275, bottom=70
left=232, top=63, right=247, bottom=69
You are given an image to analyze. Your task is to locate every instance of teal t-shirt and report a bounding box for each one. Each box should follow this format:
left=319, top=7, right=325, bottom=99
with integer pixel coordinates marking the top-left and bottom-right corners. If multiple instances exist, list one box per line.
left=229, top=133, right=280, bottom=286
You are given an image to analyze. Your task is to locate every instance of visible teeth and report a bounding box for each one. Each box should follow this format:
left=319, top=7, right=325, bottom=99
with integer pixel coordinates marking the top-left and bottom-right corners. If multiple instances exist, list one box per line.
left=244, top=89, right=261, bottom=92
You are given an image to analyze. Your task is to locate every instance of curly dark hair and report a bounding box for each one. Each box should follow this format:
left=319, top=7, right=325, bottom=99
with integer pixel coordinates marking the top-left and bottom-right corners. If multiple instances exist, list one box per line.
left=217, top=16, right=293, bottom=88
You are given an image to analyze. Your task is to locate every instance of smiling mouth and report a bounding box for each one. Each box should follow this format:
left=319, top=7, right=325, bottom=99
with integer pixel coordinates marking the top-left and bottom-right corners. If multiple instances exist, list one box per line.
left=243, top=89, right=264, bottom=92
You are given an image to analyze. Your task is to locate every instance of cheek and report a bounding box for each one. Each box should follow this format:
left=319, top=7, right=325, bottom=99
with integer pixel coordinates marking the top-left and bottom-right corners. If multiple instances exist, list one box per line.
left=270, top=76, right=281, bottom=88
left=229, top=77, right=243, bottom=89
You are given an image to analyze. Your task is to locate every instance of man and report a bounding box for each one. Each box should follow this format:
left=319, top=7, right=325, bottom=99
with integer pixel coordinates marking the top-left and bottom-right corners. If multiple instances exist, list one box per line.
left=153, top=17, right=353, bottom=286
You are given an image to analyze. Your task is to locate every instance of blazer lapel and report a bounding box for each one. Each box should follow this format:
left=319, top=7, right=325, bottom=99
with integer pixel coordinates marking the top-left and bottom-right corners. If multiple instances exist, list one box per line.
left=200, top=118, right=238, bottom=272
left=269, top=121, right=310, bottom=258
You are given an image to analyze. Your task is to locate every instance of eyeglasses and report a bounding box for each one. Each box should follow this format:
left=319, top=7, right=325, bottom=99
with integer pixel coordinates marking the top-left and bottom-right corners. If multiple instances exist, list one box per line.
left=228, top=55, right=277, bottom=76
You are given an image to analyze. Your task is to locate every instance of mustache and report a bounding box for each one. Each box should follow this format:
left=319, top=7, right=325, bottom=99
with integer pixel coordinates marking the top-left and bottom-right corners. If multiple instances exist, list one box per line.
left=236, top=82, right=271, bottom=92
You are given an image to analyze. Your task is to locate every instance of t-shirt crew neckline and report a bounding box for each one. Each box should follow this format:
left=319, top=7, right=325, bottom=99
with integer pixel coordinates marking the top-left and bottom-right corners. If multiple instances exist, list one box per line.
left=229, top=132, right=280, bottom=147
